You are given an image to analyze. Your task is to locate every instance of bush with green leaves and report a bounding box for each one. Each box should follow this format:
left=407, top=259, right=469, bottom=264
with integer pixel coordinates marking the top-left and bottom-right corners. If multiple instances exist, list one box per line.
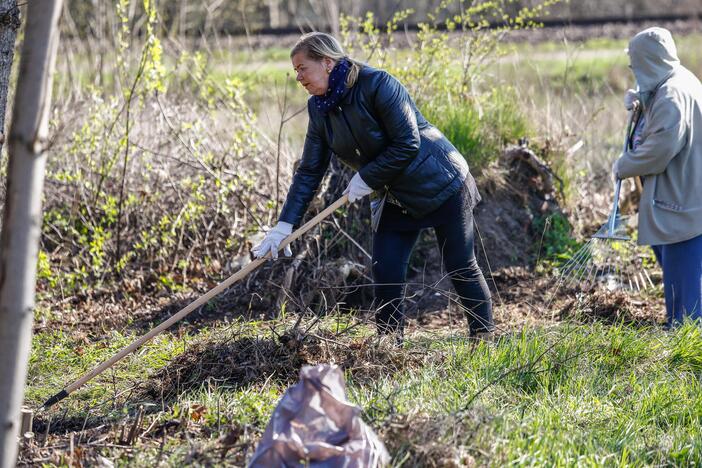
left=39, top=0, right=270, bottom=297
left=38, top=0, right=566, bottom=301
left=533, top=211, right=582, bottom=266
left=340, top=0, right=561, bottom=173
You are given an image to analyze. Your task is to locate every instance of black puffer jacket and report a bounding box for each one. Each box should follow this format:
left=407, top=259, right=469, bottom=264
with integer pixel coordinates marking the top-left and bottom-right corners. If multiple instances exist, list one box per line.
left=279, top=65, right=480, bottom=226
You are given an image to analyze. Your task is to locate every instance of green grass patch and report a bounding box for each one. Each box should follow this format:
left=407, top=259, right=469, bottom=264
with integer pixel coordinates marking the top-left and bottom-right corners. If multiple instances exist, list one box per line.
left=26, top=317, right=702, bottom=466
left=422, top=86, right=532, bottom=174
left=533, top=211, right=583, bottom=267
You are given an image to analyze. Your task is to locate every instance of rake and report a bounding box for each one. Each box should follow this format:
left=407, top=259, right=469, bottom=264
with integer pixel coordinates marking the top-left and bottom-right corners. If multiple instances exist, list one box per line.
left=40, top=195, right=350, bottom=410
left=556, top=109, right=655, bottom=293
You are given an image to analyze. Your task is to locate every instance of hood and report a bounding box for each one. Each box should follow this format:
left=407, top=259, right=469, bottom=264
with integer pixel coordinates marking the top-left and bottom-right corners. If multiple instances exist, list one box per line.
left=628, top=27, right=680, bottom=93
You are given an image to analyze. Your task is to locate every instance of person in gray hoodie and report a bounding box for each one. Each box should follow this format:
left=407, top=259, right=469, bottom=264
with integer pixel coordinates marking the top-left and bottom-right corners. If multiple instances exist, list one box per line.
left=613, top=27, right=702, bottom=326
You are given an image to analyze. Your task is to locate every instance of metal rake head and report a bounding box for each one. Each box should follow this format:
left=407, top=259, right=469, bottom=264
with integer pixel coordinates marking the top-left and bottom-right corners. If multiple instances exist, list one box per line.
left=557, top=237, right=655, bottom=293
left=591, top=213, right=630, bottom=241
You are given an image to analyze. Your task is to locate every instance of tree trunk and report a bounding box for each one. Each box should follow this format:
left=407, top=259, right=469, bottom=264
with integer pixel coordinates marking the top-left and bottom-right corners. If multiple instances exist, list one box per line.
left=0, top=1, right=62, bottom=467
left=325, top=0, right=340, bottom=37
left=266, top=0, right=281, bottom=29
left=0, top=0, right=19, bottom=154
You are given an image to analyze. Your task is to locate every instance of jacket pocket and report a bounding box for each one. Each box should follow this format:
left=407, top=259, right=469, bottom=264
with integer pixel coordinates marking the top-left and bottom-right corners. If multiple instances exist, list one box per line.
left=651, top=176, right=696, bottom=213
left=656, top=176, right=690, bottom=213
left=403, top=152, right=455, bottom=192
left=653, top=199, right=685, bottom=212
left=402, top=152, right=430, bottom=177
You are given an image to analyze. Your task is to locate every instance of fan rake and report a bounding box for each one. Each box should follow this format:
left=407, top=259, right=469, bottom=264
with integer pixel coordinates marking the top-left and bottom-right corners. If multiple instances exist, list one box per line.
left=557, top=109, right=655, bottom=294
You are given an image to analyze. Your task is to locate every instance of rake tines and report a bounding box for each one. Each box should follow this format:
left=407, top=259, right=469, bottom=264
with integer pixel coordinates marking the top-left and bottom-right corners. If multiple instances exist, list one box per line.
left=556, top=108, right=658, bottom=295
left=557, top=233, right=655, bottom=293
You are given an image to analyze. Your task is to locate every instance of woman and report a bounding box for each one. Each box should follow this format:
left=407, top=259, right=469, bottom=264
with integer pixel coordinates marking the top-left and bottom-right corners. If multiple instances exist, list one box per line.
left=253, top=32, right=494, bottom=340
left=613, top=27, right=702, bottom=327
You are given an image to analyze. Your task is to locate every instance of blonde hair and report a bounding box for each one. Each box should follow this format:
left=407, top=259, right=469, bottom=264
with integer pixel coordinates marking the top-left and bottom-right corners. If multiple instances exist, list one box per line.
left=290, top=32, right=363, bottom=88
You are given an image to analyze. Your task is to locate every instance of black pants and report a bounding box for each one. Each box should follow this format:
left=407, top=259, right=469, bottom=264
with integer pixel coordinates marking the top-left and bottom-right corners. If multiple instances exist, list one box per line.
left=371, top=187, right=493, bottom=335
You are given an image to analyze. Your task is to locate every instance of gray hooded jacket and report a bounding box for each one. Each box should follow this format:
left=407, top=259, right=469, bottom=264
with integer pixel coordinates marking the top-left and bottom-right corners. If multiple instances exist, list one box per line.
left=617, top=27, right=702, bottom=245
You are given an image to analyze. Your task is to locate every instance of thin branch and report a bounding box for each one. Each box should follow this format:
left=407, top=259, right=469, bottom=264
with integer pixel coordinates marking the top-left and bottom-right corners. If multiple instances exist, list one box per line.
left=155, top=92, right=264, bottom=230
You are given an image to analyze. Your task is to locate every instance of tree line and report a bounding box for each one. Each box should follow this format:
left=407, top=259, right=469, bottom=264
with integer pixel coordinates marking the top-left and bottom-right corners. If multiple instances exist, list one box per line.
left=63, top=0, right=702, bottom=39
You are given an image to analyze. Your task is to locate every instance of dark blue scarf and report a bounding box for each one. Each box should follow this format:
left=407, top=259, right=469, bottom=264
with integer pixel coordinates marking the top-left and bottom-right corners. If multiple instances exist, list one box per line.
left=314, top=58, right=351, bottom=114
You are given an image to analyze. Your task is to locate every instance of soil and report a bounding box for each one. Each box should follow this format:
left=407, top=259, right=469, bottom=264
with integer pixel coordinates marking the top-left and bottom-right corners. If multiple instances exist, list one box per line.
left=25, top=142, right=665, bottom=465
left=22, top=19, right=684, bottom=466
left=24, top=145, right=667, bottom=464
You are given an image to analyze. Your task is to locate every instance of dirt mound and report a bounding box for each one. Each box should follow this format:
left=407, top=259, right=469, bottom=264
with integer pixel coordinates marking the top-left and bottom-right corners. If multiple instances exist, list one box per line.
left=474, top=144, right=563, bottom=272
left=557, top=289, right=665, bottom=325
left=397, top=144, right=566, bottom=324
left=141, top=327, right=430, bottom=401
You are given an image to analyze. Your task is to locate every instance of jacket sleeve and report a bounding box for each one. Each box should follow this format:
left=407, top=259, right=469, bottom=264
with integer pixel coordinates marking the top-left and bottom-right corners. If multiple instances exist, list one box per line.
left=279, top=101, right=332, bottom=226
left=358, top=72, right=420, bottom=189
left=617, top=89, right=688, bottom=178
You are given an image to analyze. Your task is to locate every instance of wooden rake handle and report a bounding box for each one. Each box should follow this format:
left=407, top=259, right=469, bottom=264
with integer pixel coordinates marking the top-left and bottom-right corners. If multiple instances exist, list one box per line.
left=42, top=194, right=350, bottom=409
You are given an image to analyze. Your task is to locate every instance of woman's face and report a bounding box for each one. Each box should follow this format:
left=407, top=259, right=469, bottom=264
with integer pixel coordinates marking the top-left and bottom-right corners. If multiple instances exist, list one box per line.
left=292, top=52, right=335, bottom=96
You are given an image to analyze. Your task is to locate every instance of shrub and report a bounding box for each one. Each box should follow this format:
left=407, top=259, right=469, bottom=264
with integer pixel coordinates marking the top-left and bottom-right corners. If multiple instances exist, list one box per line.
left=422, top=87, right=531, bottom=174
left=340, top=0, right=559, bottom=172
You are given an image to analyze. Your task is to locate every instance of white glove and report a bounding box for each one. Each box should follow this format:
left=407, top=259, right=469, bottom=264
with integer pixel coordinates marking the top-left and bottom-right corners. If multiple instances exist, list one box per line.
left=624, top=89, right=640, bottom=111
left=344, top=172, right=373, bottom=203
left=252, top=221, right=293, bottom=259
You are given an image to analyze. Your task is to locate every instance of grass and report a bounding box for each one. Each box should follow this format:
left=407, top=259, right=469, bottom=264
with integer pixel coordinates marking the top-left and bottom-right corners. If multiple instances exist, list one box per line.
left=422, top=86, right=532, bottom=175
left=533, top=212, right=584, bottom=267
left=25, top=27, right=702, bottom=468
left=24, top=317, right=702, bottom=466
left=493, top=32, right=702, bottom=158
left=26, top=328, right=203, bottom=409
